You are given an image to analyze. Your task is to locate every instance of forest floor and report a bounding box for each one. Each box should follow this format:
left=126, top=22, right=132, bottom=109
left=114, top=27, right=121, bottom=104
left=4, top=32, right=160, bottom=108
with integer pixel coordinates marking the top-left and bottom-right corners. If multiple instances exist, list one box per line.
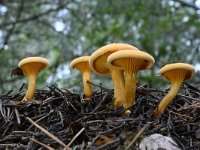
left=0, top=82, right=200, bottom=150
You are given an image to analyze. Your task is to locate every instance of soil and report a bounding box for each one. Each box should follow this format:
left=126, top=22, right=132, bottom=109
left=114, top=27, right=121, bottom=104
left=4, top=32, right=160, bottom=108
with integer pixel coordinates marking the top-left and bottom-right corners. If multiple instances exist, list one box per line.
left=0, top=82, right=200, bottom=150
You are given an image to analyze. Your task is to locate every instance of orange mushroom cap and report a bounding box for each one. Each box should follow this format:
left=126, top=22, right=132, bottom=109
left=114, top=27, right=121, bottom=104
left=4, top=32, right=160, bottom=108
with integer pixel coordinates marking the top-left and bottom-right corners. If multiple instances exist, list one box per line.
left=154, top=63, right=195, bottom=116
left=18, top=57, right=49, bottom=102
left=108, top=50, right=155, bottom=115
left=89, top=43, right=139, bottom=109
left=89, top=43, right=139, bottom=75
left=70, top=56, right=91, bottom=73
left=108, top=50, right=155, bottom=71
left=18, top=57, right=49, bottom=75
left=159, top=63, right=195, bottom=82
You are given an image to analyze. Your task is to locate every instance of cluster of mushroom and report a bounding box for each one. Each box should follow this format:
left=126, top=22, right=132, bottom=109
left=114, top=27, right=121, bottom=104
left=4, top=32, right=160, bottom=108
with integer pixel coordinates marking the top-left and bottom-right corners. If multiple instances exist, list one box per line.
left=17, top=43, right=195, bottom=117
left=70, top=43, right=195, bottom=116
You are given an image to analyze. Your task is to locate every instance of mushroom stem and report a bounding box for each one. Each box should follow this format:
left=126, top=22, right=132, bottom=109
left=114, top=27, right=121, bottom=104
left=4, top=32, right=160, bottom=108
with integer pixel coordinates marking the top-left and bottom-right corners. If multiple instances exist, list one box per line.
left=82, top=71, right=92, bottom=98
left=110, top=67, right=125, bottom=108
left=124, top=72, right=137, bottom=108
left=153, top=81, right=182, bottom=116
left=23, top=74, right=37, bottom=101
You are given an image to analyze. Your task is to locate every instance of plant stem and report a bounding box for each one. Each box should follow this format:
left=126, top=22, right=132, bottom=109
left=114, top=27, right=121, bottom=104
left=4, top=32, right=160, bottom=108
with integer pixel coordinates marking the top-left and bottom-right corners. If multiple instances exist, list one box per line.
left=82, top=71, right=92, bottom=98
left=154, top=81, right=182, bottom=116
left=124, top=72, right=137, bottom=108
left=23, top=74, right=36, bottom=101
left=111, top=67, right=125, bottom=108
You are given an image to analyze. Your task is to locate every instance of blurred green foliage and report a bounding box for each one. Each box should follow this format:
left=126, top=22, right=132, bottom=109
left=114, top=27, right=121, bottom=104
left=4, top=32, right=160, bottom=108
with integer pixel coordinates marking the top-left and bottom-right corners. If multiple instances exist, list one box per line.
left=0, top=0, right=199, bottom=93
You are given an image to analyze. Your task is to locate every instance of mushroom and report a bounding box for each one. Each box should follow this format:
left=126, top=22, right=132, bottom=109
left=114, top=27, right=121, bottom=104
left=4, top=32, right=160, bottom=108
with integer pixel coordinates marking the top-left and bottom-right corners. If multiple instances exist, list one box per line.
left=107, top=50, right=155, bottom=112
left=89, top=43, right=139, bottom=109
left=70, top=56, right=92, bottom=99
left=18, top=57, right=49, bottom=102
left=153, top=63, right=195, bottom=116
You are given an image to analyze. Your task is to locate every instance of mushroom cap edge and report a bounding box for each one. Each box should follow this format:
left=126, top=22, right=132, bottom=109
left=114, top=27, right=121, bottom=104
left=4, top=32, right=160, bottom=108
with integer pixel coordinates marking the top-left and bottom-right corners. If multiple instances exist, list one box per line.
left=89, top=43, right=139, bottom=75
left=159, top=63, right=195, bottom=81
left=70, top=56, right=90, bottom=69
left=107, top=49, right=155, bottom=70
left=18, top=57, right=49, bottom=69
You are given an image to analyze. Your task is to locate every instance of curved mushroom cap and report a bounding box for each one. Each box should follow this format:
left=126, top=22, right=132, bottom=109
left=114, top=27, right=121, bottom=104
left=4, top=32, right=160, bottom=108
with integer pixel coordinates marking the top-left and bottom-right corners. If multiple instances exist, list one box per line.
left=18, top=57, right=49, bottom=75
left=70, top=56, right=90, bottom=73
left=107, top=50, right=155, bottom=71
left=159, top=63, right=195, bottom=81
left=89, top=43, right=139, bottom=75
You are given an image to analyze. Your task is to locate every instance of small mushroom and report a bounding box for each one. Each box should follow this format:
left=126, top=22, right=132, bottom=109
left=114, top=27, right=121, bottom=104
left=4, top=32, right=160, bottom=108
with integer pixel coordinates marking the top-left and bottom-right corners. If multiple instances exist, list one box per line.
left=18, top=57, right=49, bottom=102
left=107, top=50, right=155, bottom=112
left=89, top=43, right=139, bottom=109
left=153, top=63, right=195, bottom=116
left=70, top=56, right=92, bottom=99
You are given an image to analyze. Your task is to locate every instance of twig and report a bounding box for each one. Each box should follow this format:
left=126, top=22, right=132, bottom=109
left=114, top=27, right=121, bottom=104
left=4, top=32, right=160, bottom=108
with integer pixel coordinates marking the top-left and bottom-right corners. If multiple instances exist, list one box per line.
left=30, top=138, right=55, bottom=150
left=170, top=111, right=193, bottom=120
left=173, top=0, right=200, bottom=10
left=87, top=81, right=110, bottom=90
left=91, top=91, right=111, bottom=113
left=26, top=117, right=70, bottom=150
left=178, top=102, right=200, bottom=110
left=27, top=110, right=54, bottom=130
left=2, top=0, right=25, bottom=49
left=178, top=94, right=200, bottom=102
left=0, top=2, right=69, bottom=28
left=88, top=133, right=101, bottom=149
left=67, top=127, right=85, bottom=147
left=125, top=123, right=149, bottom=150
left=14, top=108, right=21, bottom=124
left=96, top=138, right=120, bottom=150
left=0, top=143, right=24, bottom=148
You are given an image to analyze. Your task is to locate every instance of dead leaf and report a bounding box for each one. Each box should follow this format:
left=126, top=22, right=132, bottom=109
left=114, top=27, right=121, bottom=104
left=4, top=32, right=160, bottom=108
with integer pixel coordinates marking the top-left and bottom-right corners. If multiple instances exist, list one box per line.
left=95, top=135, right=114, bottom=146
left=11, top=67, right=24, bottom=77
